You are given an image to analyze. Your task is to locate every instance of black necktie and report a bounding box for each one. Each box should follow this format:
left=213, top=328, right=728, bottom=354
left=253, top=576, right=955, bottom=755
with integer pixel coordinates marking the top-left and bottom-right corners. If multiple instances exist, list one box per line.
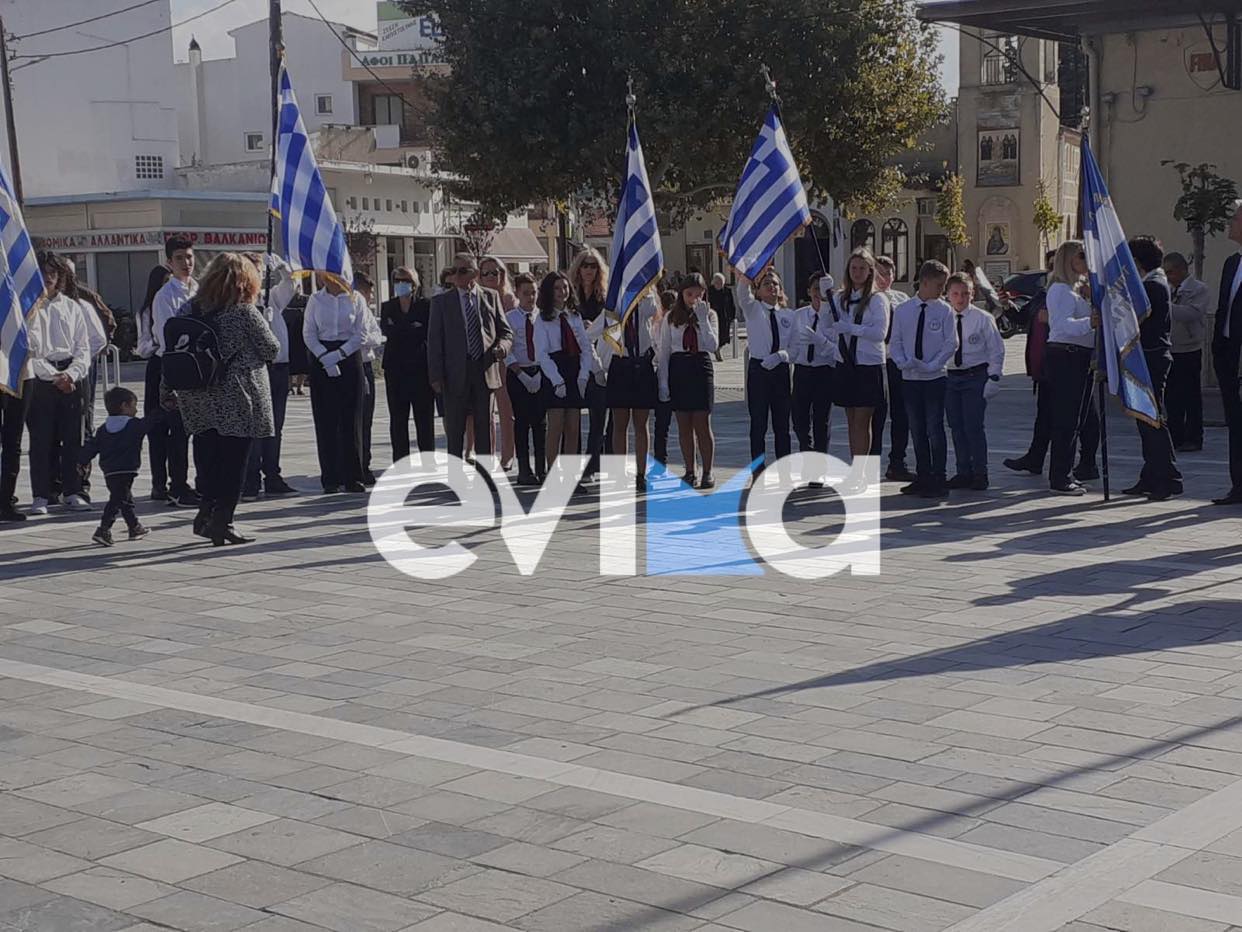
left=768, top=309, right=780, bottom=356
left=914, top=302, right=926, bottom=361
left=955, top=313, right=964, bottom=368
left=807, top=311, right=818, bottom=363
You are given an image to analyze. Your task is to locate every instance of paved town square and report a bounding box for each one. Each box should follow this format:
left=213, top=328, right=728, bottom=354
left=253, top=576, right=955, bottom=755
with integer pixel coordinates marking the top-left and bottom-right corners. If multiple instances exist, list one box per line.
left=2, top=346, right=1242, bottom=931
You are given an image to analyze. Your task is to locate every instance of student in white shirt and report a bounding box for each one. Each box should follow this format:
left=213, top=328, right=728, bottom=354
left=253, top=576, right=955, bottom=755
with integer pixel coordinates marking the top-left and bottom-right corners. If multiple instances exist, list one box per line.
left=890, top=260, right=957, bottom=497
left=603, top=285, right=661, bottom=491
left=144, top=236, right=201, bottom=508
left=505, top=273, right=545, bottom=485
left=657, top=274, right=719, bottom=488
left=788, top=271, right=837, bottom=467
left=533, top=271, right=590, bottom=475
left=1044, top=240, right=1100, bottom=495
left=735, top=268, right=795, bottom=470
left=944, top=273, right=1004, bottom=490
left=352, top=272, right=385, bottom=486
left=873, top=255, right=914, bottom=481
left=832, top=249, right=890, bottom=485
left=303, top=276, right=367, bottom=493
left=24, top=253, right=92, bottom=514
left=243, top=254, right=299, bottom=499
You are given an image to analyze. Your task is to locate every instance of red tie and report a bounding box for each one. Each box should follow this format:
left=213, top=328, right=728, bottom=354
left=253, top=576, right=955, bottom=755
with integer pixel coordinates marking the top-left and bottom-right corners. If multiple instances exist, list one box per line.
left=683, top=313, right=699, bottom=353
left=560, top=314, right=580, bottom=355
left=525, top=315, right=535, bottom=362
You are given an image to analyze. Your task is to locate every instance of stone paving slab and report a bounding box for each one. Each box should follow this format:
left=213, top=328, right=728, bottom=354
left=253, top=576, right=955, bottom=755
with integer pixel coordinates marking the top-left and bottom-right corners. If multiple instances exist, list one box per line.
left=4, top=344, right=1242, bottom=930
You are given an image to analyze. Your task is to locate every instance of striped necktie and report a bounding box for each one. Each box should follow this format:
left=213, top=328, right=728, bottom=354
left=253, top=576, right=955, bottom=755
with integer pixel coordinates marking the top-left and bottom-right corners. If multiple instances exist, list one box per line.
left=464, top=291, right=483, bottom=359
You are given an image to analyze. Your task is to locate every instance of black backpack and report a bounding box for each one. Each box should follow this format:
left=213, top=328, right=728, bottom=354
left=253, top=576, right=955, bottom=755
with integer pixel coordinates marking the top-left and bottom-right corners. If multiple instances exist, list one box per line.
left=162, top=305, right=225, bottom=390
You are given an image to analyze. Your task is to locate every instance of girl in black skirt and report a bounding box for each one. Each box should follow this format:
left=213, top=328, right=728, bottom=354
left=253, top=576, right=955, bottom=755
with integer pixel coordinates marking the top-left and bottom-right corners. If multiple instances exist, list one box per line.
left=658, top=273, right=719, bottom=488
left=832, top=248, right=889, bottom=489
left=601, top=292, right=660, bottom=490
left=532, top=272, right=591, bottom=473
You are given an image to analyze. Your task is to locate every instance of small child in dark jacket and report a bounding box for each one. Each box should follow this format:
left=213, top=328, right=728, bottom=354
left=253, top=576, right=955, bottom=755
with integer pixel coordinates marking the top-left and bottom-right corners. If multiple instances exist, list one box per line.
left=80, top=387, right=149, bottom=546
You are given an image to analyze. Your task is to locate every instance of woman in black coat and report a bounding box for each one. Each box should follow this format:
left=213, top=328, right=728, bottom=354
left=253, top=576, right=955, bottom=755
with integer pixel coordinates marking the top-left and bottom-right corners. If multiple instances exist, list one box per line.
left=379, top=266, right=435, bottom=460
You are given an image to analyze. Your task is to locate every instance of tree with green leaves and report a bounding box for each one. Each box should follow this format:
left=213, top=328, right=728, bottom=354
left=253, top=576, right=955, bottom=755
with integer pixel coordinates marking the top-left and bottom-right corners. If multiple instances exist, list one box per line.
left=1032, top=180, right=1061, bottom=254
left=1162, top=161, right=1239, bottom=279
left=936, top=173, right=969, bottom=265
left=399, top=0, right=946, bottom=221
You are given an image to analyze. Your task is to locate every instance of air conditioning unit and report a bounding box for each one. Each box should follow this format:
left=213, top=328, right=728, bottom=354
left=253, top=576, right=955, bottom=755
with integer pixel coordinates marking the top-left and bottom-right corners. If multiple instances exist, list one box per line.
left=405, top=153, right=421, bottom=170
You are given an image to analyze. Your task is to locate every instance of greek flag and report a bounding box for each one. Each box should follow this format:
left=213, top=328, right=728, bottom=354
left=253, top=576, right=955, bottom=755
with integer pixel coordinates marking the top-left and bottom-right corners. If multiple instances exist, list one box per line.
left=0, top=166, right=44, bottom=396
left=1081, top=136, right=1160, bottom=425
left=603, top=118, right=662, bottom=350
left=270, top=59, right=352, bottom=287
left=718, top=107, right=810, bottom=279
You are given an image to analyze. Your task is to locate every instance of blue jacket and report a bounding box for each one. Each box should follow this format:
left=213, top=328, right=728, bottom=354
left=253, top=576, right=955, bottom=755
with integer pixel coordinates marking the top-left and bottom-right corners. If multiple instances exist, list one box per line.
left=80, top=416, right=147, bottom=477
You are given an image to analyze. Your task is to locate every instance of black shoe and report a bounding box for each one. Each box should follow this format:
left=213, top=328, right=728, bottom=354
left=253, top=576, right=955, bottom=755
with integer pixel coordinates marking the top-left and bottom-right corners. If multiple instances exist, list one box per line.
left=193, top=508, right=213, bottom=539
left=516, top=471, right=539, bottom=487
left=971, top=475, right=990, bottom=491
left=128, top=524, right=150, bottom=540
left=1003, top=457, right=1042, bottom=475
left=168, top=489, right=201, bottom=508
left=699, top=474, right=716, bottom=490
left=150, top=488, right=169, bottom=502
left=92, top=527, right=114, bottom=547
left=362, top=471, right=377, bottom=488
left=1177, top=442, right=1203, bottom=452
left=1073, top=464, right=1100, bottom=482
left=322, top=485, right=344, bottom=494
left=1146, top=485, right=1182, bottom=502
left=1213, top=490, right=1242, bottom=505
left=1122, top=482, right=1150, bottom=496
left=635, top=475, right=647, bottom=493
left=240, top=489, right=260, bottom=503
left=1050, top=482, right=1086, bottom=496
left=919, top=482, right=948, bottom=498
left=210, top=524, right=254, bottom=547
left=885, top=465, right=916, bottom=482
left=900, top=480, right=925, bottom=495
left=681, top=472, right=697, bottom=487
left=0, top=503, right=26, bottom=523
left=265, top=479, right=299, bottom=496
left=344, top=481, right=367, bottom=493
left=947, top=474, right=974, bottom=490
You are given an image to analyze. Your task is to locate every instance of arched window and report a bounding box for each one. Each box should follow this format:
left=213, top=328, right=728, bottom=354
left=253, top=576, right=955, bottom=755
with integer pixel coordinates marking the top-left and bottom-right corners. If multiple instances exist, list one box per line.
left=850, top=219, right=875, bottom=252
left=881, top=218, right=910, bottom=282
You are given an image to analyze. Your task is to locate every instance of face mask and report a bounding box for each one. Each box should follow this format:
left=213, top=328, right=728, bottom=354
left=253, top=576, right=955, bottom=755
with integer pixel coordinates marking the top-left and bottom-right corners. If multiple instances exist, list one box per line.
left=394, top=281, right=413, bottom=298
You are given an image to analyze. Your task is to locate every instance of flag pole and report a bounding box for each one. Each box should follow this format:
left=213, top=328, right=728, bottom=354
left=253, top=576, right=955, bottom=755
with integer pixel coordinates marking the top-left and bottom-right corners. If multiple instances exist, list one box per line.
left=264, top=0, right=283, bottom=307
left=0, top=15, right=23, bottom=206
left=1081, top=107, right=1110, bottom=502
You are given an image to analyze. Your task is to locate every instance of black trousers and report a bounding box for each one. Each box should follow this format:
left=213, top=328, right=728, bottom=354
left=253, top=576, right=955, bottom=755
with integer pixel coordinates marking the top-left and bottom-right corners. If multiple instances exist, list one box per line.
left=385, top=369, right=436, bottom=462
left=442, top=359, right=494, bottom=459
left=584, top=379, right=610, bottom=472
left=100, top=474, right=139, bottom=530
left=654, top=399, right=672, bottom=464
left=1166, top=350, right=1203, bottom=449
left=792, top=365, right=833, bottom=454
left=747, top=359, right=792, bottom=463
left=508, top=369, right=547, bottom=475
left=1046, top=345, right=1097, bottom=487
left=144, top=356, right=190, bottom=494
left=308, top=350, right=365, bottom=488
left=81, top=358, right=99, bottom=496
left=0, top=391, right=24, bottom=499
left=362, top=361, right=376, bottom=473
left=194, top=430, right=252, bottom=525
left=881, top=358, right=908, bottom=466
left=1215, top=341, right=1242, bottom=493
left=1136, top=351, right=1181, bottom=490
left=245, top=363, right=289, bottom=492
left=1022, top=380, right=1054, bottom=468
left=25, top=377, right=84, bottom=500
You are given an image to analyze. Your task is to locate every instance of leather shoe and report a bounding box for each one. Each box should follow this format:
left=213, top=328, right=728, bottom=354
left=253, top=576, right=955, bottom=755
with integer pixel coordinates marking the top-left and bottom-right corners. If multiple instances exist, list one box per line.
left=970, top=475, right=990, bottom=491
left=1003, top=457, right=1042, bottom=475
left=0, top=503, right=26, bottom=522
left=1122, top=482, right=1150, bottom=496
left=899, top=480, right=924, bottom=495
left=946, top=474, right=973, bottom=490
left=885, top=465, right=916, bottom=482
left=1213, top=490, right=1242, bottom=505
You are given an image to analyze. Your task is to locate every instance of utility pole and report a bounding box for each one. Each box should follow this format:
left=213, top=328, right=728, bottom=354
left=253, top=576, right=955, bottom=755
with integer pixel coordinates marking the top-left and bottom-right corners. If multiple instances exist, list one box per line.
left=264, top=0, right=283, bottom=304
left=0, top=15, right=24, bottom=205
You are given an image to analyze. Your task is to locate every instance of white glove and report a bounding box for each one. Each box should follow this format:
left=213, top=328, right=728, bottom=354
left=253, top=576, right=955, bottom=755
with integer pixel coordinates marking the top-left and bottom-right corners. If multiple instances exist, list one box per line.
left=983, top=378, right=1001, bottom=399
left=659, top=387, right=671, bottom=404
left=554, top=382, right=567, bottom=399
left=324, top=363, right=341, bottom=378
left=320, top=350, right=343, bottom=368
left=577, top=375, right=589, bottom=398
left=521, top=371, right=542, bottom=394
left=761, top=350, right=788, bottom=370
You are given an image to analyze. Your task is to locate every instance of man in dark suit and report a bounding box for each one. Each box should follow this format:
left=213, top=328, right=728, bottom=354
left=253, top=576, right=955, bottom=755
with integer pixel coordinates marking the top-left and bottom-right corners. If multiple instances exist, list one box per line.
left=1212, top=200, right=1242, bottom=505
left=380, top=266, right=435, bottom=460
left=427, top=253, right=513, bottom=460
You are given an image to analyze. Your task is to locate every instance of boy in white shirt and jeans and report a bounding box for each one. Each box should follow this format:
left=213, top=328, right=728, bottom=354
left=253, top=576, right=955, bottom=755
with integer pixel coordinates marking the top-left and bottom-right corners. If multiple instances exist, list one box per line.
left=944, top=273, right=1004, bottom=490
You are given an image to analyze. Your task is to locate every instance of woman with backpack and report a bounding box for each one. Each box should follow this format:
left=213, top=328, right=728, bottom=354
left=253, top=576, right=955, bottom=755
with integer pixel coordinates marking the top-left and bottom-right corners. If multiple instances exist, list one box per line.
left=162, top=253, right=277, bottom=545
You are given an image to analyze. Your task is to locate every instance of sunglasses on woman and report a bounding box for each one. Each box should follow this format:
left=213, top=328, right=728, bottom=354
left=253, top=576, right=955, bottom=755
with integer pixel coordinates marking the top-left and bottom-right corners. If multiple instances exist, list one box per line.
left=581, top=261, right=599, bottom=269
left=480, top=268, right=501, bottom=277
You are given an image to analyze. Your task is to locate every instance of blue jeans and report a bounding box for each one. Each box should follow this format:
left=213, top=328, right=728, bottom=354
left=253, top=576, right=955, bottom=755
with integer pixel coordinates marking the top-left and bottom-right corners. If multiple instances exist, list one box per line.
left=946, top=368, right=989, bottom=478
left=903, top=377, right=947, bottom=482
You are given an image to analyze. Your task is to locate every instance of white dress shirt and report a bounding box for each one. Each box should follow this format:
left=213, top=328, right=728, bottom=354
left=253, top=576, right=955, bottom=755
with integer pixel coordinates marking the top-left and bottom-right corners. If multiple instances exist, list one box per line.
left=27, top=293, right=91, bottom=382
left=833, top=291, right=889, bottom=366
left=657, top=305, right=719, bottom=397
left=79, top=299, right=108, bottom=358
left=1226, top=252, right=1242, bottom=340
left=151, top=276, right=198, bottom=357
left=789, top=301, right=839, bottom=368
left=889, top=295, right=957, bottom=380
left=734, top=280, right=796, bottom=357
left=505, top=306, right=538, bottom=367
left=1046, top=282, right=1094, bottom=348
left=532, top=310, right=591, bottom=387
left=265, top=277, right=296, bottom=365
left=948, top=305, right=1005, bottom=376
left=611, top=295, right=660, bottom=358
left=303, top=290, right=365, bottom=360
left=360, top=301, right=385, bottom=363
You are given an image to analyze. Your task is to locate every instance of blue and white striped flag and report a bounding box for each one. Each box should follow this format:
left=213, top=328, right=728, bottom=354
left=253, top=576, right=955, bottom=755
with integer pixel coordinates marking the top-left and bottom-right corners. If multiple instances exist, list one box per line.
left=603, top=118, right=662, bottom=350
left=270, top=59, right=352, bottom=287
left=1081, top=136, right=1160, bottom=425
left=0, top=166, right=44, bottom=396
left=718, top=107, right=810, bottom=279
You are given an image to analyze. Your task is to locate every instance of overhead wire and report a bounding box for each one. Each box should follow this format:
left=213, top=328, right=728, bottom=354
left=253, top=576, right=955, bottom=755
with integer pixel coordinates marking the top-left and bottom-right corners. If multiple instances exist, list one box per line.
left=13, top=0, right=165, bottom=41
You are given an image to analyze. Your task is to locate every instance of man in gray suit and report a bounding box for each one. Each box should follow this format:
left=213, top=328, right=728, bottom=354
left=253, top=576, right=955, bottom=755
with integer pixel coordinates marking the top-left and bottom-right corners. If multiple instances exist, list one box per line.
left=428, top=252, right=514, bottom=459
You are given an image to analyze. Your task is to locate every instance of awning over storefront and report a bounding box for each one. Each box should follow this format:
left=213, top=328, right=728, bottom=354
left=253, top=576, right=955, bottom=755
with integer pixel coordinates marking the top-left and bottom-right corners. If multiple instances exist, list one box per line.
left=918, top=0, right=1238, bottom=40
left=489, top=226, right=548, bottom=264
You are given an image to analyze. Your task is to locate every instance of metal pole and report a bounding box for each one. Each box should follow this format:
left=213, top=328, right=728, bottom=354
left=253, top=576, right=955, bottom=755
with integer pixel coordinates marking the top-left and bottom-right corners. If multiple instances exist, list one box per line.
left=263, top=0, right=283, bottom=306
left=1097, top=362, right=1110, bottom=501
left=0, top=16, right=24, bottom=205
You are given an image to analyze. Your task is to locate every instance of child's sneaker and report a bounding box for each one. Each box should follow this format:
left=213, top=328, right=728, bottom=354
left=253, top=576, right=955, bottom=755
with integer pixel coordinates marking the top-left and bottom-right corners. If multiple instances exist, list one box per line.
left=91, top=527, right=114, bottom=547
left=127, top=524, right=150, bottom=541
